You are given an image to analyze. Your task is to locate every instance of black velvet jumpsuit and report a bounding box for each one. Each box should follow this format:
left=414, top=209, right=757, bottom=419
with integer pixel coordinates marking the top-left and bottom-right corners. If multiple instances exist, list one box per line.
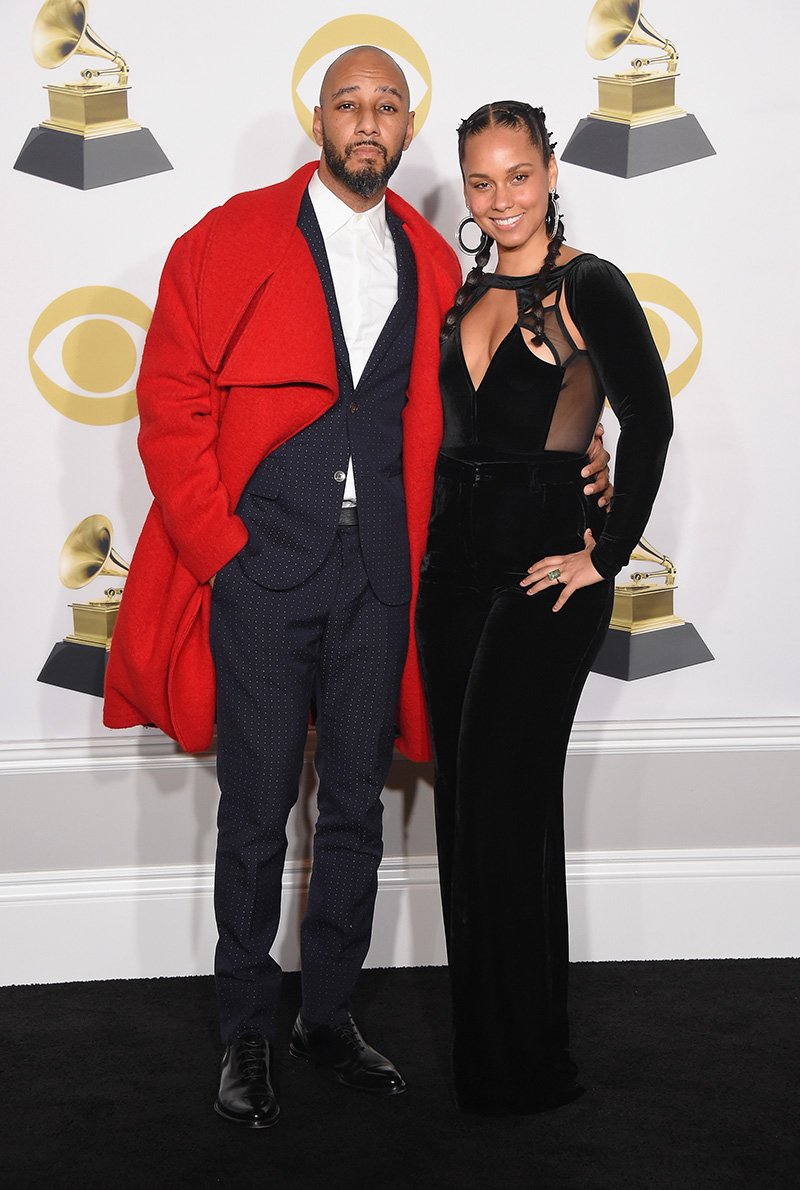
left=415, top=254, right=674, bottom=1114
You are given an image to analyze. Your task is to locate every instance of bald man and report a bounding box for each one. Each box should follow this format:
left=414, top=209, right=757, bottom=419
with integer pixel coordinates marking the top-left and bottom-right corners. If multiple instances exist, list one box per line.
left=107, top=46, right=610, bottom=1127
left=107, top=46, right=451, bottom=1127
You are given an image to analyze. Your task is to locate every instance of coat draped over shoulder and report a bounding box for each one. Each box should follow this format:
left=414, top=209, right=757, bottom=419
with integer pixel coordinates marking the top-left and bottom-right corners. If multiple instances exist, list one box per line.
left=103, top=162, right=461, bottom=760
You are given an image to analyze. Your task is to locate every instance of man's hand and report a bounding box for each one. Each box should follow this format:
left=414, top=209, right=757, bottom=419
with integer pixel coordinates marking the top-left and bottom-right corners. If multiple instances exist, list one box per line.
left=583, top=422, right=613, bottom=509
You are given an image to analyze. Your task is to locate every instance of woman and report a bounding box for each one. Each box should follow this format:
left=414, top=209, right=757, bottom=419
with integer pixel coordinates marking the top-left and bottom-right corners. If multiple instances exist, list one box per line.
left=416, top=101, right=673, bottom=1115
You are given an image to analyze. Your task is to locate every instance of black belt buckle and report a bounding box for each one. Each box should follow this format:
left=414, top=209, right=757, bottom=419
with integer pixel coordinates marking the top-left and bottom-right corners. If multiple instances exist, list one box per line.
left=338, top=504, right=359, bottom=527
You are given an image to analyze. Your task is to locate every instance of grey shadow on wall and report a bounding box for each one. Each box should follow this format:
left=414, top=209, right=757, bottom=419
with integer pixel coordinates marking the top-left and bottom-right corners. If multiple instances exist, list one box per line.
left=133, top=752, right=218, bottom=984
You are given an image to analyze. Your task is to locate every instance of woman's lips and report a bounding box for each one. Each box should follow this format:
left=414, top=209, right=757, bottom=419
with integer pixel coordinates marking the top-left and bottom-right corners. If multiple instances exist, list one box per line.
left=491, top=213, right=524, bottom=228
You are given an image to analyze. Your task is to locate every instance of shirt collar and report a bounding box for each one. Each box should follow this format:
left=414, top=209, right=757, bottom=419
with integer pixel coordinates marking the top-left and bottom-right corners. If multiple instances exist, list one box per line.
left=308, top=169, right=389, bottom=249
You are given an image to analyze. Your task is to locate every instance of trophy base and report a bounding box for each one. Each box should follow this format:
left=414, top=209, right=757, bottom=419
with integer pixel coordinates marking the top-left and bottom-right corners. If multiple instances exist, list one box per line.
left=591, top=621, right=714, bottom=681
left=38, top=640, right=108, bottom=698
left=14, top=125, right=172, bottom=190
left=561, top=113, right=715, bottom=178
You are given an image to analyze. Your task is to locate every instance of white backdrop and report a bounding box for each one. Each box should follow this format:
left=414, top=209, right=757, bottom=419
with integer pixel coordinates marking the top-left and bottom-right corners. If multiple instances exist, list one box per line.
left=2, top=0, right=798, bottom=747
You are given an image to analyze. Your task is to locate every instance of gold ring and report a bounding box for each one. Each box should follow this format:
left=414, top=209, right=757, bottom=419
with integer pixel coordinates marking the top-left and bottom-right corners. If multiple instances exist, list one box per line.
left=546, top=568, right=562, bottom=581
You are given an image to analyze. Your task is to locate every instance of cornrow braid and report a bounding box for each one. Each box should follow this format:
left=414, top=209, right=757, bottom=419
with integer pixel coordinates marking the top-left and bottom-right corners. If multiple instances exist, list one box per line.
left=522, top=212, right=565, bottom=346
left=441, top=101, right=564, bottom=344
left=441, top=232, right=493, bottom=341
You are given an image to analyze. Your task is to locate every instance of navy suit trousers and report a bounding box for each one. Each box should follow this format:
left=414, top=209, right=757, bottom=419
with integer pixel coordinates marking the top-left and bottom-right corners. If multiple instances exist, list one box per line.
left=210, top=525, right=409, bottom=1043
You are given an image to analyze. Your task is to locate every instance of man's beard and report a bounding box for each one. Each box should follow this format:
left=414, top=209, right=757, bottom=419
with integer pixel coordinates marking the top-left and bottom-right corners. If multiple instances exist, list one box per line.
left=322, top=134, right=403, bottom=199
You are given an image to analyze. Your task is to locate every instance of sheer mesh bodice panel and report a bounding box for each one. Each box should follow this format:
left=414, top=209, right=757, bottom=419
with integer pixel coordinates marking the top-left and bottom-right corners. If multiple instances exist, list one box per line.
left=437, top=253, right=675, bottom=579
left=440, top=257, right=603, bottom=460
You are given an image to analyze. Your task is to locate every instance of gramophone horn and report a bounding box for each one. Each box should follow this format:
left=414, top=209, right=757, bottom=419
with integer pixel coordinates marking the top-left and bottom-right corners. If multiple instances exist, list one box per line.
left=58, top=514, right=129, bottom=590
left=630, top=535, right=669, bottom=567
left=586, top=0, right=677, bottom=69
left=32, top=0, right=127, bottom=76
left=629, top=535, right=677, bottom=585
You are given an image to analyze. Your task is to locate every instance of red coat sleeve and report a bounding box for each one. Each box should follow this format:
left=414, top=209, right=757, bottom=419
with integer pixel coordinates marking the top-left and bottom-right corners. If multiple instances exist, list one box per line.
left=136, top=218, right=248, bottom=584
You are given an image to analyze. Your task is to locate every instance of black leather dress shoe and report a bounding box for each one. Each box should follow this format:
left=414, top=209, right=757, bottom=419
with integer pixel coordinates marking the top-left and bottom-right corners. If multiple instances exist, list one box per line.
left=289, top=1013, right=407, bottom=1095
left=214, top=1032, right=280, bottom=1128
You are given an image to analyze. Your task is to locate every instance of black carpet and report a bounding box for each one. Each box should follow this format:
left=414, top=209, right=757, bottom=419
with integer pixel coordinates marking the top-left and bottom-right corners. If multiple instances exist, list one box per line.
left=1, top=961, right=798, bottom=1189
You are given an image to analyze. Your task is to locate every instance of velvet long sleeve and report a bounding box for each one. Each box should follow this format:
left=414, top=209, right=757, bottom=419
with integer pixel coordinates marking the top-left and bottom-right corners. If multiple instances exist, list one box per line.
left=565, top=257, right=673, bottom=579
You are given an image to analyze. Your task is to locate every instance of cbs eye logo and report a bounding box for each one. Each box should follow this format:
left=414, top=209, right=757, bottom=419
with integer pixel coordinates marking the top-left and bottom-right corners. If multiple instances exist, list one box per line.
left=627, top=275, right=702, bottom=399
left=29, top=287, right=151, bottom=426
left=292, top=15, right=432, bottom=141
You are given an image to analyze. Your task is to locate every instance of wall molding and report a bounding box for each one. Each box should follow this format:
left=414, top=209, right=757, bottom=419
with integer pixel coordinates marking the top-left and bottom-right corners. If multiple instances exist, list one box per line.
left=567, top=717, right=800, bottom=755
left=0, top=855, right=445, bottom=986
left=2, top=716, right=799, bottom=776
left=2, top=848, right=798, bottom=985
left=0, top=854, right=436, bottom=906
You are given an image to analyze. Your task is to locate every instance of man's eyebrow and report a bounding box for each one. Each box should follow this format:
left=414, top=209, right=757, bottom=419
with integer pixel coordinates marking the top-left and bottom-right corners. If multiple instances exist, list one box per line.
left=330, top=85, right=404, bottom=101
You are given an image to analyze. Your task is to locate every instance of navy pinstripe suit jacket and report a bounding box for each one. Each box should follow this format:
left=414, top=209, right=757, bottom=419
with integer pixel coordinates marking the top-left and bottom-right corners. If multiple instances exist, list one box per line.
left=235, top=189, right=418, bottom=606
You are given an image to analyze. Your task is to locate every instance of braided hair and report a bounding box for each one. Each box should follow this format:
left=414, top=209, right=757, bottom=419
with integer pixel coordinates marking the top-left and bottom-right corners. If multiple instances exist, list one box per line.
left=441, top=101, right=565, bottom=344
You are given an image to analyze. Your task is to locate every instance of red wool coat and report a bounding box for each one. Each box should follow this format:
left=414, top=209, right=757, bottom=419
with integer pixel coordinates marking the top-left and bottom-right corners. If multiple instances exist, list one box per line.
left=103, top=162, right=461, bottom=760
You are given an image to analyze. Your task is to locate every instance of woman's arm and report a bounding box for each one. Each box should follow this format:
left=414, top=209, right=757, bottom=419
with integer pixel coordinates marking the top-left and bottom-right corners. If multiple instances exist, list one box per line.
left=521, top=256, right=673, bottom=610
left=565, top=256, right=673, bottom=579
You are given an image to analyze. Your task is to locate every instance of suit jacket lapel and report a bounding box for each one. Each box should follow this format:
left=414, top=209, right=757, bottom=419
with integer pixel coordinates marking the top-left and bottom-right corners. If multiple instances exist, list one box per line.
left=356, top=209, right=417, bottom=392
left=296, top=191, right=354, bottom=389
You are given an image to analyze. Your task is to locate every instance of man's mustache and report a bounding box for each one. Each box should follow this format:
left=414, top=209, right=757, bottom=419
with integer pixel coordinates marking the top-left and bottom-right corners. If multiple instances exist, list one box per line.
left=346, top=140, right=387, bottom=160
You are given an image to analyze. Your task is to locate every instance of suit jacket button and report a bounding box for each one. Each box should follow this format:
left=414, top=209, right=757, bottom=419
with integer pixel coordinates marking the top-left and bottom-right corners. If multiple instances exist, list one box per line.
left=334, top=470, right=346, bottom=482
left=349, top=402, right=358, bottom=413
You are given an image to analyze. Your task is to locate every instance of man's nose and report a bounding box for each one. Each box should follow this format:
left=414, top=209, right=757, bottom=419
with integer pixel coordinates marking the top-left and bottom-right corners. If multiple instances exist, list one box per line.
left=356, top=109, right=380, bottom=136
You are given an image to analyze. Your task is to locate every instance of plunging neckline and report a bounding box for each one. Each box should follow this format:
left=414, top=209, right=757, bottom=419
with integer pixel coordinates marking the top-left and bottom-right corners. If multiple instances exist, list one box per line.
left=456, top=319, right=521, bottom=394
left=456, top=255, right=588, bottom=392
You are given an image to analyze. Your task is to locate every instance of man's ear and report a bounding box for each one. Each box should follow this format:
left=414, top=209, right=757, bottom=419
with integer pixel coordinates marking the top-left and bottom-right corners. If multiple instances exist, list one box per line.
left=402, top=111, right=415, bottom=151
left=312, top=106, right=324, bottom=148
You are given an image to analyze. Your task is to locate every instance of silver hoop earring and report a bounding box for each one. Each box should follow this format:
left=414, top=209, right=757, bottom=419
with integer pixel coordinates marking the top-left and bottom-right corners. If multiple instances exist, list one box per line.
left=545, top=190, right=561, bottom=240
left=456, top=215, right=491, bottom=256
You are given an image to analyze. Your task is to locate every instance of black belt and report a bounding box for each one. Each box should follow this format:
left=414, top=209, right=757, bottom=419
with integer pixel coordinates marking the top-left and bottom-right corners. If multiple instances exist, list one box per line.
left=338, top=504, right=359, bottom=526
left=436, top=451, right=587, bottom=489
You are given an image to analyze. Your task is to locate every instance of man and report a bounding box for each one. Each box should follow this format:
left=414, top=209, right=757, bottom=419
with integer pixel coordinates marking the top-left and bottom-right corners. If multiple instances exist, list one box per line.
left=104, top=47, right=611, bottom=1127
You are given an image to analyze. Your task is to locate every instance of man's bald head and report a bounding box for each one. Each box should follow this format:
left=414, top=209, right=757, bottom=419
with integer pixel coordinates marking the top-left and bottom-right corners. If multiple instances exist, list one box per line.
left=319, top=46, right=410, bottom=110
left=312, top=44, right=415, bottom=208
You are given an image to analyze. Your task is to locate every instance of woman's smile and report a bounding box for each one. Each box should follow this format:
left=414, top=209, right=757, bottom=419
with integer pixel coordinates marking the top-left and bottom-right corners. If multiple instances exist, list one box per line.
left=491, top=212, right=524, bottom=228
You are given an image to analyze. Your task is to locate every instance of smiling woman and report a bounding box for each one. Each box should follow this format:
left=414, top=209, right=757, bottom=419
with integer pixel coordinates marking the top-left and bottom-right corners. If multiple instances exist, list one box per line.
left=415, top=99, right=675, bottom=1116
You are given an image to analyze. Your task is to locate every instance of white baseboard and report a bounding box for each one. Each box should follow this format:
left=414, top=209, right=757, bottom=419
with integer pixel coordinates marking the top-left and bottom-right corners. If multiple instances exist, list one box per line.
left=2, top=848, right=798, bottom=985
left=566, top=848, right=800, bottom=961
left=0, top=856, right=445, bottom=986
left=1, top=717, right=798, bottom=776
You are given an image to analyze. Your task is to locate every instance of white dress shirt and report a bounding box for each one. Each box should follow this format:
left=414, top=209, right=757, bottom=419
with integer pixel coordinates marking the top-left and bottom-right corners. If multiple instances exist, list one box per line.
left=307, top=169, right=399, bottom=504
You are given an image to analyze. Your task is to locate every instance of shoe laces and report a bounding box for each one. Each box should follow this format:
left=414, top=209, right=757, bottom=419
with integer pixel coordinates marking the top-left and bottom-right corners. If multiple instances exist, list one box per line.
left=236, top=1035, right=268, bottom=1081
left=334, top=1018, right=367, bottom=1053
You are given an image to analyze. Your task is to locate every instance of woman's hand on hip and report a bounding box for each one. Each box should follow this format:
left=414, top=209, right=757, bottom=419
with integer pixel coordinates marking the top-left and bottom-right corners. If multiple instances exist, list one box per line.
left=521, top=530, right=604, bottom=611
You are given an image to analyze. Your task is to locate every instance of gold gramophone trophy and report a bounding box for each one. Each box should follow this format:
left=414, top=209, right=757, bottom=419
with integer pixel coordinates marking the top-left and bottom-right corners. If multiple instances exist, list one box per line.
left=561, top=0, right=715, bottom=178
left=591, top=537, right=713, bottom=680
left=14, top=0, right=171, bottom=189
left=38, top=514, right=129, bottom=696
